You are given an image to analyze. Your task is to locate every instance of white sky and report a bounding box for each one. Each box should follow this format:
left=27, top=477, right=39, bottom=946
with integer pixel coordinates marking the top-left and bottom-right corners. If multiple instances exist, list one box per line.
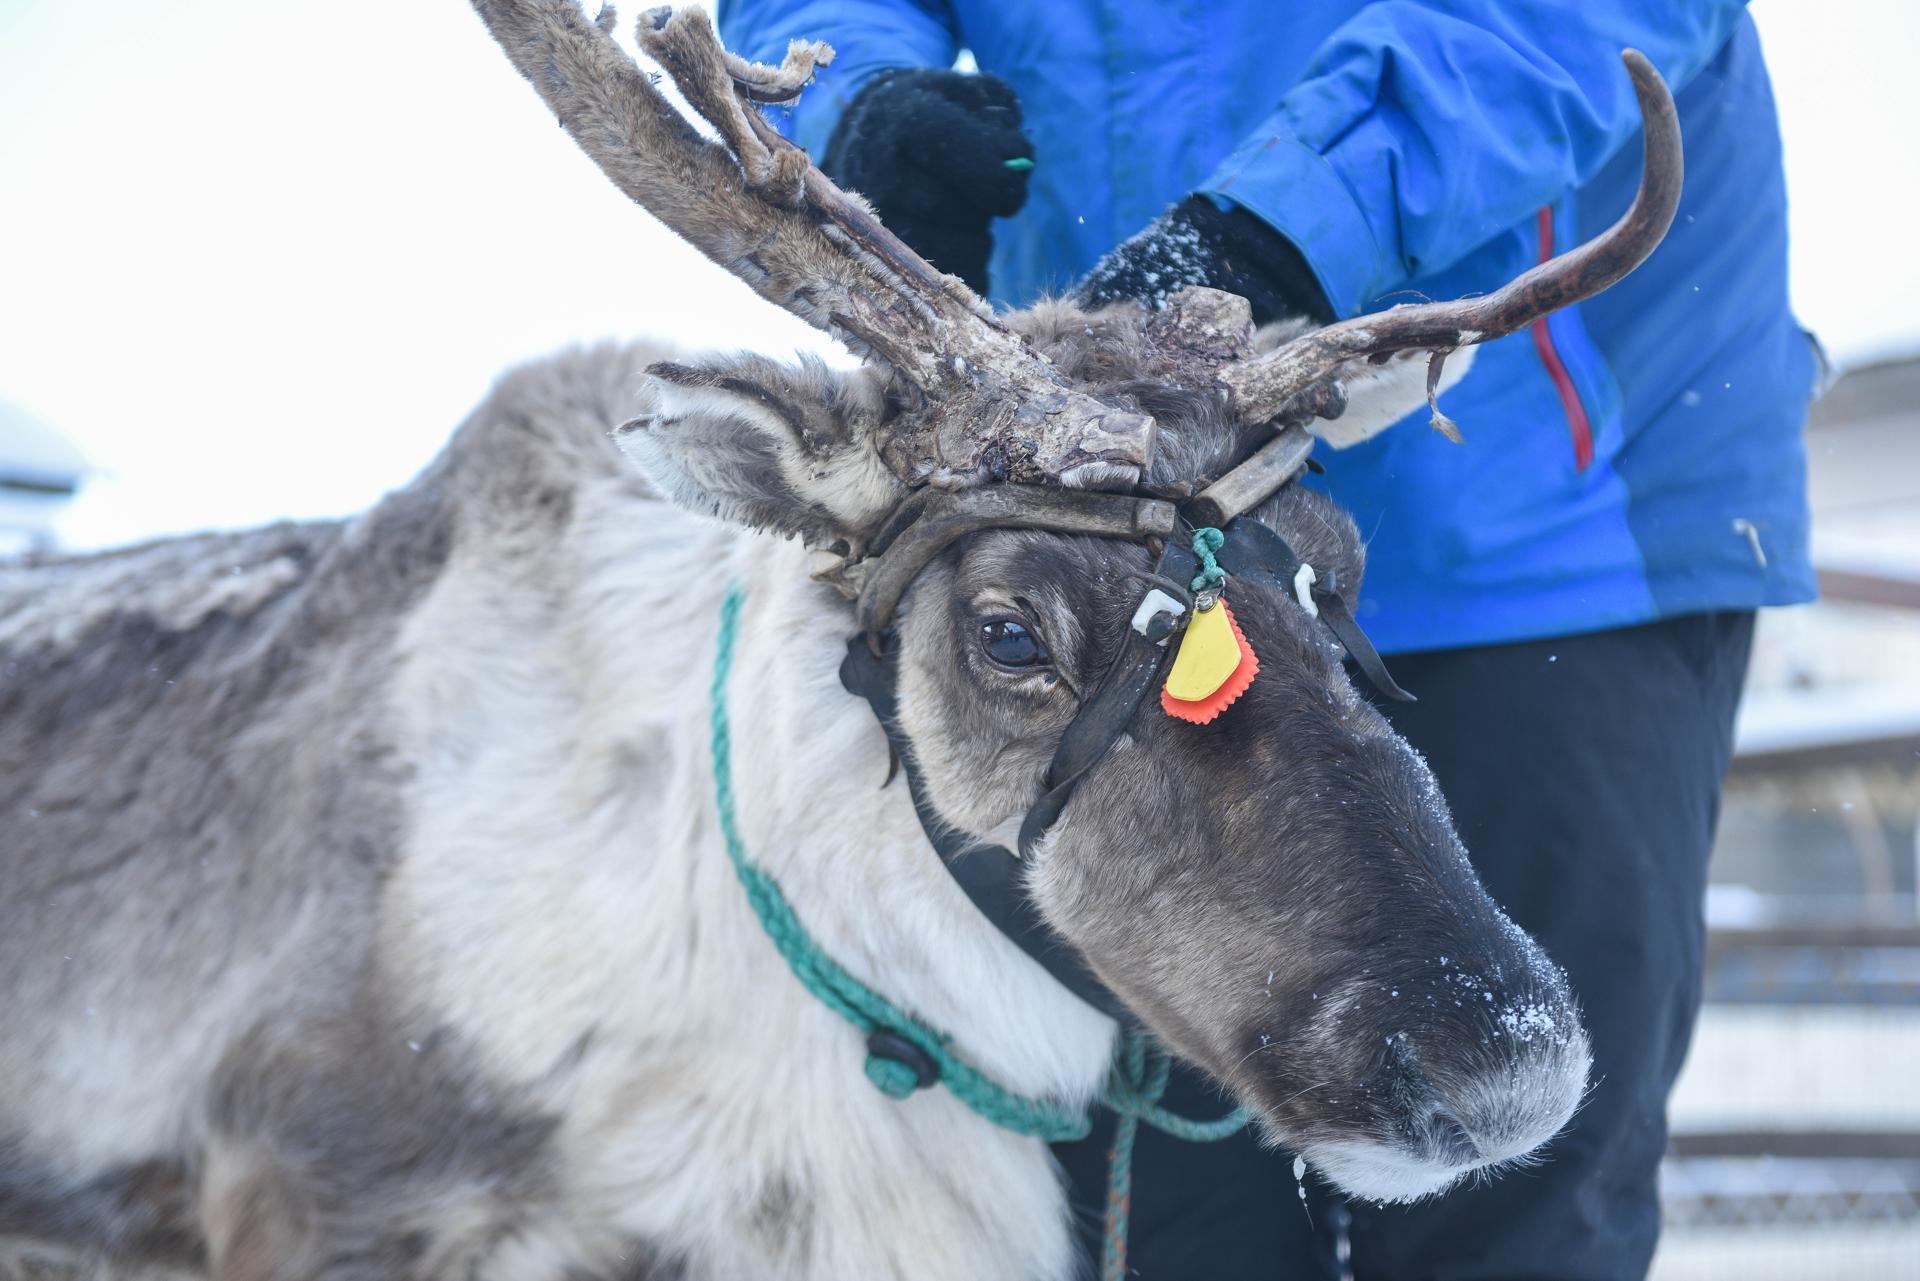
left=1, top=1, right=1916, bottom=551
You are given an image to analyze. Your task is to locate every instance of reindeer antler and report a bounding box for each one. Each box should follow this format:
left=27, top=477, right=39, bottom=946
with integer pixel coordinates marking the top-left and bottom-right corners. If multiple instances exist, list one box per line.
left=1217, top=49, right=1683, bottom=437
left=478, top=5, right=1682, bottom=488
left=471, top=1, right=1155, bottom=487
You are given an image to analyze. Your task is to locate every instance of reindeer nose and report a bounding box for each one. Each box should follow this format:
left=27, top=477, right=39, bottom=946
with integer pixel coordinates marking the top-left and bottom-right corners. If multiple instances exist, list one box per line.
left=1419, top=1106, right=1481, bottom=1165
left=1379, top=1007, right=1580, bottom=1169
left=1406, top=975, right=1591, bottom=1167
left=1381, top=1039, right=1475, bottom=1160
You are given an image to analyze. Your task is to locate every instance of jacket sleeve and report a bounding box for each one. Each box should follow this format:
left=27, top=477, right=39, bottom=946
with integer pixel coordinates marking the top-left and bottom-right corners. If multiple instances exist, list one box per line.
left=1198, top=2, right=1751, bottom=318
left=718, top=0, right=958, bottom=158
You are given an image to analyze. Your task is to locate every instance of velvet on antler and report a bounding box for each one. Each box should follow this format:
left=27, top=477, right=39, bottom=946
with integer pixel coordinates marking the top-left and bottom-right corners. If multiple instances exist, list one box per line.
left=474, top=3, right=1683, bottom=485
left=472, top=0, right=1156, bottom=488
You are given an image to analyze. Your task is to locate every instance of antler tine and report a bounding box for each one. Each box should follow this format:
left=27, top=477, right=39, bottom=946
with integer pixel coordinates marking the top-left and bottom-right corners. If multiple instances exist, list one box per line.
left=472, top=1, right=1157, bottom=487
left=635, top=8, right=811, bottom=204
left=1219, top=49, right=1683, bottom=435
left=723, top=35, right=835, bottom=104
left=637, top=9, right=967, bottom=306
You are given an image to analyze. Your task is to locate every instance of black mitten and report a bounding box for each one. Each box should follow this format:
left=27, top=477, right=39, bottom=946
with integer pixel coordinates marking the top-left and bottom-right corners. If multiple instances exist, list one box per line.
left=822, top=69, right=1035, bottom=295
left=1077, top=195, right=1334, bottom=326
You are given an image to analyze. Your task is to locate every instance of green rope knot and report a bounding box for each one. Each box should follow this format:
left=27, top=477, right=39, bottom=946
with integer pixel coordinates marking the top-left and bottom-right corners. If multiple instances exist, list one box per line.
left=1189, top=526, right=1227, bottom=594
left=1103, top=1027, right=1252, bottom=1142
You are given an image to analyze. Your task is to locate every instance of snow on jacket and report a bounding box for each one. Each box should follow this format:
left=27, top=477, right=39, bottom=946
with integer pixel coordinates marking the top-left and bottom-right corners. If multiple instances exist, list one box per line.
left=722, top=0, right=1817, bottom=653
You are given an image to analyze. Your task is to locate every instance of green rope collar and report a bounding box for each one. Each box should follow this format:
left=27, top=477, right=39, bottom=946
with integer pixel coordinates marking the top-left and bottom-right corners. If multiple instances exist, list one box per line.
left=710, top=582, right=1249, bottom=1276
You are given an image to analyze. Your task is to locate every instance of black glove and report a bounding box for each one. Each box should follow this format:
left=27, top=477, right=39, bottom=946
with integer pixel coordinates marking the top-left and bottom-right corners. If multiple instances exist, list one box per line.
left=822, top=69, right=1035, bottom=296
left=1077, top=195, right=1334, bottom=326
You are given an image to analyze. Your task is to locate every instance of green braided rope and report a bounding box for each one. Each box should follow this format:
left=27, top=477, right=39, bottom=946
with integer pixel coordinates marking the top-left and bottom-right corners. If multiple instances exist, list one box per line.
left=711, top=583, right=1251, bottom=1273
left=711, top=584, right=1092, bottom=1141
left=1099, top=1027, right=1251, bottom=1281
left=1189, top=526, right=1227, bottom=593
left=1101, top=1031, right=1151, bottom=1281
left=1102, top=1035, right=1252, bottom=1142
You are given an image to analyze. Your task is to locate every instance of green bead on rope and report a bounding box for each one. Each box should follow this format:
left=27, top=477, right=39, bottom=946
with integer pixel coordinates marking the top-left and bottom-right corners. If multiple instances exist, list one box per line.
left=863, top=1054, right=922, bottom=1100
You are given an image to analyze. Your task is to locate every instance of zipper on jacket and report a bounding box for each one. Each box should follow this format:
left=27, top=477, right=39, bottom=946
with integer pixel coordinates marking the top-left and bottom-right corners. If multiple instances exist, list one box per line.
left=1531, top=207, right=1595, bottom=470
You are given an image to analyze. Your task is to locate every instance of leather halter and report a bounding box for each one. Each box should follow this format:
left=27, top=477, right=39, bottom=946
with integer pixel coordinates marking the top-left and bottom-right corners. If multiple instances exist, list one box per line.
left=840, top=634, right=1132, bottom=1021
left=854, top=486, right=1179, bottom=640
left=837, top=426, right=1413, bottom=1019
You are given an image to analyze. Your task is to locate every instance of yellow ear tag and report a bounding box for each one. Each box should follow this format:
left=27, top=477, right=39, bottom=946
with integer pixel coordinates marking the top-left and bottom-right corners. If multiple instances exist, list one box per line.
left=1161, top=598, right=1259, bottom=724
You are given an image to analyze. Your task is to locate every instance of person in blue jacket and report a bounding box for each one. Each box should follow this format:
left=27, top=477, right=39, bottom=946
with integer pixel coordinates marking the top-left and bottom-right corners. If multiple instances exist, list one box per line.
left=724, top=3, right=1818, bottom=1277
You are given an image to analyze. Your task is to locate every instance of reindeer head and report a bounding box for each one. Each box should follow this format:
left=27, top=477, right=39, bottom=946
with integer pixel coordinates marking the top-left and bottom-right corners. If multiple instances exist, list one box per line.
left=475, top=1, right=1682, bottom=1201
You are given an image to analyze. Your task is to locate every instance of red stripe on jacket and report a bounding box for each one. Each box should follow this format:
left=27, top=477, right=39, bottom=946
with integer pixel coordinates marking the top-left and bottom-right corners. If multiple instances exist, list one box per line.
left=1531, top=206, right=1595, bottom=471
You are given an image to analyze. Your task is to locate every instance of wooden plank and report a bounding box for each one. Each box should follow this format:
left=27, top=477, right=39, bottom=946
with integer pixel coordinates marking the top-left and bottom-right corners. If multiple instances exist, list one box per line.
left=1670, top=1129, right=1920, bottom=1159
left=1817, top=566, right=1920, bottom=611
left=1708, top=924, right=1920, bottom=950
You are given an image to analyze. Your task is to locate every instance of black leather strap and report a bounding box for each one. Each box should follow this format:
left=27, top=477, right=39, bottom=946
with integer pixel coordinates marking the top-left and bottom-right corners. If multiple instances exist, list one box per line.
left=1015, top=541, right=1194, bottom=856
left=1215, top=518, right=1415, bottom=702
left=1014, top=631, right=1170, bottom=857
left=839, top=635, right=1130, bottom=1020
left=1316, top=591, right=1416, bottom=702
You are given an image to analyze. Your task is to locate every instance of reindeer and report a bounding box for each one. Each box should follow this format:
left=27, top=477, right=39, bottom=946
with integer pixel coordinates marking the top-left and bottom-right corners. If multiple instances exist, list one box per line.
left=0, top=4, right=1683, bottom=1278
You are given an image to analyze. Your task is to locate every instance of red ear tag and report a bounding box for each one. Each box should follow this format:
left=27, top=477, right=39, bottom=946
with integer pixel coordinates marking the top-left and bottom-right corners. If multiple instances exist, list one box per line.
left=1161, top=598, right=1259, bottom=724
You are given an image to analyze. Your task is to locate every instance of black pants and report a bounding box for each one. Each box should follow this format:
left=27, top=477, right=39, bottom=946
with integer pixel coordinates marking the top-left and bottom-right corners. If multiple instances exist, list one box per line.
left=1056, top=611, right=1755, bottom=1281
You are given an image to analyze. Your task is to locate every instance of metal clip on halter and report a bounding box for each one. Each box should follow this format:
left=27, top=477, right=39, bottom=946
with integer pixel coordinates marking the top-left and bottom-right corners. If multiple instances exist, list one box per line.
left=865, top=1029, right=941, bottom=1093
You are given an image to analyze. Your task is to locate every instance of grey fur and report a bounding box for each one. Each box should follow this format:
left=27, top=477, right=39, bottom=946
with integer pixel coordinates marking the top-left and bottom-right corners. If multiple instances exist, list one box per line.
left=2, top=346, right=661, bottom=1279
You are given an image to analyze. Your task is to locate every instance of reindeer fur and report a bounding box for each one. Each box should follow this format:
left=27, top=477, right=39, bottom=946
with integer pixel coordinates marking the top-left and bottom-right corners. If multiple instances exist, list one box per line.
left=0, top=300, right=1572, bottom=1279
left=0, top=340, right=1122, bottom=1280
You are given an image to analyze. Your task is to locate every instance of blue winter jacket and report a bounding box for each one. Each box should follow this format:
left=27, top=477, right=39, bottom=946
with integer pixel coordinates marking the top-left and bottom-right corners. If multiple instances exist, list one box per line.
left=722, top=0, right=1817, bottom=653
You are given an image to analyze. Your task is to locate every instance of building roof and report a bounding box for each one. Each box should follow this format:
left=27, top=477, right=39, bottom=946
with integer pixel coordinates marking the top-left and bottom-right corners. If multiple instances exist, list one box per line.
left=1808, top=350, right=1920, bottom=432
left=0, top=398, right=86, bottom=492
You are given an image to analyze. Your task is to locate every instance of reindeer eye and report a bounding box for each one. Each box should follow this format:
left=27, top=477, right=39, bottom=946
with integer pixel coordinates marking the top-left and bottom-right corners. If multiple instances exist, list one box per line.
left=978, top=617, right=1051, bottom=670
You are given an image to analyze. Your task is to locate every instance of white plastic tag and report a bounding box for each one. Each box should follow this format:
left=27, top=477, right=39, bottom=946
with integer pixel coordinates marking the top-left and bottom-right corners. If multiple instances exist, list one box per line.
left=1293, top=563, right=1319, bottom=617
left=1130, top=588, right=1186, bottom=643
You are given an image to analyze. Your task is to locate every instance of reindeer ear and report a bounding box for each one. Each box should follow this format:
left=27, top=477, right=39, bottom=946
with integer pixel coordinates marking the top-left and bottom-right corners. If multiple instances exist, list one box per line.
left=616, top=353, right=909, bottom=544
